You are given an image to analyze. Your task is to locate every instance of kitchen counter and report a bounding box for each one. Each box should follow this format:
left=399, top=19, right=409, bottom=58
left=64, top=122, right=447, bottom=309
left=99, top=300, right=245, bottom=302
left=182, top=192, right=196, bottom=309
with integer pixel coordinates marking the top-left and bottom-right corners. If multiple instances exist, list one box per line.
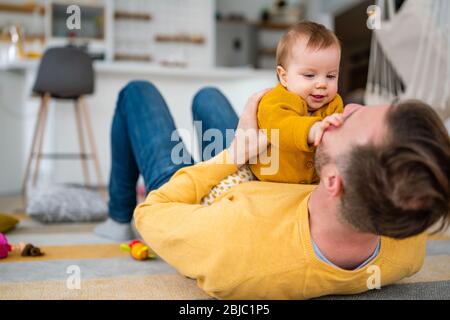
left=0, top=59, right=274, bottom=79
left=0, top=59, right=276, bottom=193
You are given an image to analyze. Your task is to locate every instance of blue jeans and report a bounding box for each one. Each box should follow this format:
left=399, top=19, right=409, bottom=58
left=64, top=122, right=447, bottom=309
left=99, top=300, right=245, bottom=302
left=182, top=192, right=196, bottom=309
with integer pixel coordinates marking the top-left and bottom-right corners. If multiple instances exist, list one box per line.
left=108, top=81, right=239, bottom=223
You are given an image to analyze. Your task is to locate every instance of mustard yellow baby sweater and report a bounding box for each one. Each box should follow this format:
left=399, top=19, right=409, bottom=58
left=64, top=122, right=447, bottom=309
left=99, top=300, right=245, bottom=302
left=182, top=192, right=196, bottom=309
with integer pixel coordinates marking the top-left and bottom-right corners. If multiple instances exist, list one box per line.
left=249, top=83, right=344, bottom=184
left=134, top=150, right=427, bottom=300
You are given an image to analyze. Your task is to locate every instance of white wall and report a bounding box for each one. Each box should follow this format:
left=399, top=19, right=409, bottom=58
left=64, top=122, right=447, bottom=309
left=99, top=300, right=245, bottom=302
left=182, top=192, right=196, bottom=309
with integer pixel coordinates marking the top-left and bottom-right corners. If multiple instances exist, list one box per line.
left=112, top=0, right=216, bottom=67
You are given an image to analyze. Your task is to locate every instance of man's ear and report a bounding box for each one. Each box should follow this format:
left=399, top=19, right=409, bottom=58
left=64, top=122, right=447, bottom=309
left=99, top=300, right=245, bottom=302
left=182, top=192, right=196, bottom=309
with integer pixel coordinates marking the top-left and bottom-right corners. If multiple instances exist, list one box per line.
left=323, top=170, right=343, bottom=197
left=276, top=66, right=288, bottom=87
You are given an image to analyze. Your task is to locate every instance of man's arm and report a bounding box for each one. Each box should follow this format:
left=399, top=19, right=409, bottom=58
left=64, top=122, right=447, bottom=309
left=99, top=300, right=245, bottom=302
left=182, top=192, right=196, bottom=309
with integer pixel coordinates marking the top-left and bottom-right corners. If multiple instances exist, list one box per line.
left=134, top=150, right=240, bottom=286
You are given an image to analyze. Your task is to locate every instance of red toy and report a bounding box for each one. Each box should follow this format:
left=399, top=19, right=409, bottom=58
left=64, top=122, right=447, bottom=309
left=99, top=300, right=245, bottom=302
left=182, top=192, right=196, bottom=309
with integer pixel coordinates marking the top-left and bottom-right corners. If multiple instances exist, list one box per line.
left=120, top=240, right=156, bottom=261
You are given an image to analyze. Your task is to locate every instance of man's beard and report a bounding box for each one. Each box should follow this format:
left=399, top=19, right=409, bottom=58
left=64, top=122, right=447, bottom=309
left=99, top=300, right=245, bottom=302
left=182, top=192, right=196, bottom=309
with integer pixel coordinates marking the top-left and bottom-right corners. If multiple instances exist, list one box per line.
left=315, top=145, right=373, bottom=232
left=314, top=144, right=331, bottom=177
left=314, top=144, right=361, bottom=231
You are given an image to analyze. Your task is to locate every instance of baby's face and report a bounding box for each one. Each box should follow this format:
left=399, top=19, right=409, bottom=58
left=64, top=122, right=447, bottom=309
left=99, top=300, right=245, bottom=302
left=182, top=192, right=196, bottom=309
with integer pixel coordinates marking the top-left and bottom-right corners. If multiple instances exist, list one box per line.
left=278, top=38, right=340, bottom=111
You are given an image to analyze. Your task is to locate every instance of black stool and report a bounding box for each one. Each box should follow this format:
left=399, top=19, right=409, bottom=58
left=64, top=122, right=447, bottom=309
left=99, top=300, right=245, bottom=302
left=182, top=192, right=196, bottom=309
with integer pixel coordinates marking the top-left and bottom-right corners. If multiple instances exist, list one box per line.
left=22, top=46, right=104, bottom=194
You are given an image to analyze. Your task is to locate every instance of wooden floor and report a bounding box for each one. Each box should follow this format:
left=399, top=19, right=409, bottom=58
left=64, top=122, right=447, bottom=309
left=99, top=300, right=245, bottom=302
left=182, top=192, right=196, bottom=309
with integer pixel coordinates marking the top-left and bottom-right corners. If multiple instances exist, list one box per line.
left=0, top=194, right=26, bottom=214
left=1, top=192, right=450, bottom=299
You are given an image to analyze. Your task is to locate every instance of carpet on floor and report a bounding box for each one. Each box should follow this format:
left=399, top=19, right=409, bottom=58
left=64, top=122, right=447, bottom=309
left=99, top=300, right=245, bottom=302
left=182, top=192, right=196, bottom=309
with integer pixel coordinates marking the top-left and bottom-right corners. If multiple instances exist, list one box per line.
left=1, top=214, right=449, bottom=300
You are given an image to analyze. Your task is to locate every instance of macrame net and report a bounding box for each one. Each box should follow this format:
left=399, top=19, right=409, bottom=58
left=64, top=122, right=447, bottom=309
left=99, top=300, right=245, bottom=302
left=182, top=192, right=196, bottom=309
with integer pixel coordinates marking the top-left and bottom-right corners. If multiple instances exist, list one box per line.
left=365, top=0, right=450, bottom=118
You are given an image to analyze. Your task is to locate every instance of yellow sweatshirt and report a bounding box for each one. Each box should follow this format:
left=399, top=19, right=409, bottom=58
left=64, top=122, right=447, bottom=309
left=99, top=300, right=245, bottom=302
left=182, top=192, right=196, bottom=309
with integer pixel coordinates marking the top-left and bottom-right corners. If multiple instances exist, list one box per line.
left=250, top=83, right=344, bottom=184
left=134, top=150, right=427, bottom=300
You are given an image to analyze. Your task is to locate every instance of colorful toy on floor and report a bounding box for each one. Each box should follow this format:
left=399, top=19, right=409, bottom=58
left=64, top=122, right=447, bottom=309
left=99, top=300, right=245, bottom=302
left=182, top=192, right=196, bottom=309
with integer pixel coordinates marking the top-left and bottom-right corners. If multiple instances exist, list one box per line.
left=120, top=240, right=156, bottom=261
left=0, top=233, right=12, bottom=259
left=20, top=243, right=44, bottom=257
left=0, top=232, right=44, bottom=259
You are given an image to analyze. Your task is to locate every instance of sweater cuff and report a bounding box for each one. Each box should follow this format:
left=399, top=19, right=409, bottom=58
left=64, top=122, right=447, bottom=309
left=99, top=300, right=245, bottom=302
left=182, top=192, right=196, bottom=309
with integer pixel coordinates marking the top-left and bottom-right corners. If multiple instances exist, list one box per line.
left=201, top=149, right=238, bottom=167
left=297, top=117, right=322, bottom=152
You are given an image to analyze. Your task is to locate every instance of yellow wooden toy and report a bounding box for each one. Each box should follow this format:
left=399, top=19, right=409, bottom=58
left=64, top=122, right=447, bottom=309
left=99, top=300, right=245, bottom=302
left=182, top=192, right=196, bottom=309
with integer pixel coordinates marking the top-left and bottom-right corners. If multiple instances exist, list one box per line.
left=120, top=240, right=156, bottom=261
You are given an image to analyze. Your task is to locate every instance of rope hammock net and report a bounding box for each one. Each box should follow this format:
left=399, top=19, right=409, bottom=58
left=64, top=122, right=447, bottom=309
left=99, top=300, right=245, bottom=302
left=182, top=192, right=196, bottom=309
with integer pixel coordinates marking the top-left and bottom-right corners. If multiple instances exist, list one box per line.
left=365, top=0, right=450, bottom=122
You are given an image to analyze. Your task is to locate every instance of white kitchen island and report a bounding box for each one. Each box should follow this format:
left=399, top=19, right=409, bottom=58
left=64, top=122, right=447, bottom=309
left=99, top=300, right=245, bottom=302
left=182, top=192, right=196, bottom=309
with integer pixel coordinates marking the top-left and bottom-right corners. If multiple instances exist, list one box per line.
left=0, top=59, right=276, bottom=193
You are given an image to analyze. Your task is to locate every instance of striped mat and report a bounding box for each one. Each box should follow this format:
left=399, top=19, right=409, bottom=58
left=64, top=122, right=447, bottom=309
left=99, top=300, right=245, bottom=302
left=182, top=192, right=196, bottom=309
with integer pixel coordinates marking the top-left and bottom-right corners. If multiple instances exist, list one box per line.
left=0, top=215, right=210, bottom=300
left=1, top=214, right=450, bottom=300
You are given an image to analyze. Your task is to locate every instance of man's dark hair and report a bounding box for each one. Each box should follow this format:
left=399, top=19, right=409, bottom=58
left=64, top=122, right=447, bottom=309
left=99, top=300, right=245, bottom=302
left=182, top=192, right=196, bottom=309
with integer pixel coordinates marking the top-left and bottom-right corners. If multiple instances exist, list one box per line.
left=340, top=100, right=450, bottom=239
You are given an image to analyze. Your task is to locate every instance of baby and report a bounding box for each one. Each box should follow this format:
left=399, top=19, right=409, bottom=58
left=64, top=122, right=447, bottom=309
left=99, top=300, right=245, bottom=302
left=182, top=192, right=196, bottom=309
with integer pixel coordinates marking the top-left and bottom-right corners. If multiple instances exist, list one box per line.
left=202, top=21, right=344, bottom=205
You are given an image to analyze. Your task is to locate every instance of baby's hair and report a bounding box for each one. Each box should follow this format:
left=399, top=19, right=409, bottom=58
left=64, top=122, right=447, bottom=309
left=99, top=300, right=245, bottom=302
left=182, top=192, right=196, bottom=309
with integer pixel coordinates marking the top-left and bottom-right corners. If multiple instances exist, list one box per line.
left=276, top=21, right=341, bottom=68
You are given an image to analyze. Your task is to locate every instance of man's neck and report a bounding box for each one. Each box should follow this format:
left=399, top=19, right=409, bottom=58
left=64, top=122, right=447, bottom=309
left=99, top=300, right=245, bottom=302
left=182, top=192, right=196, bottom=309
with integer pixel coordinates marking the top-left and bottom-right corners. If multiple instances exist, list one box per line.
left=308, top=186, right=380, bottom=270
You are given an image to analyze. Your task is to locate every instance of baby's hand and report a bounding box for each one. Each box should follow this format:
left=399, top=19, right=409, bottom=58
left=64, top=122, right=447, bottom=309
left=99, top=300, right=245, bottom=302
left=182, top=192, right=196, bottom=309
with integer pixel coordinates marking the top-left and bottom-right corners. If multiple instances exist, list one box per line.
left=308, top=113, right=344, bottom=146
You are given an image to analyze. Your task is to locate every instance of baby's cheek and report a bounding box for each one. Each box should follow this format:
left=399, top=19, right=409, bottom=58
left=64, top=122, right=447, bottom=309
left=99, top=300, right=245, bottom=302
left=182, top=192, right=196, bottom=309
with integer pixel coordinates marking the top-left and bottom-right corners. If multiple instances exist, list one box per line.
left=324, top=95, right=335, bottom=106
left=328, top=90, right=339, bottom=102
left=330, top=84, right=338, bottom=96
left=291, top=84, right=308, bottom=99
left=299, top=83, right=313, bottom=98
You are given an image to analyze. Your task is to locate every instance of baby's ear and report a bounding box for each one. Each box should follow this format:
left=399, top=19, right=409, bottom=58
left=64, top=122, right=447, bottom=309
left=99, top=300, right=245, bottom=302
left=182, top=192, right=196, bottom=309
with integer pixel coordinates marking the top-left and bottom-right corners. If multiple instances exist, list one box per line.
left=276, top=66, right=287, bottom=87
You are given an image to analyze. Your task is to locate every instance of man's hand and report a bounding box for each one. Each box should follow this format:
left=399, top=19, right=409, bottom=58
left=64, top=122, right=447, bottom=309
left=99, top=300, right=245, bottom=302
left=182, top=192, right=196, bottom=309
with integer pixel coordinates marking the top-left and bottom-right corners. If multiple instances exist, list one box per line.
left=308, top=113, right=345, bottom=147
left=228, top=89, right=271, bottom=167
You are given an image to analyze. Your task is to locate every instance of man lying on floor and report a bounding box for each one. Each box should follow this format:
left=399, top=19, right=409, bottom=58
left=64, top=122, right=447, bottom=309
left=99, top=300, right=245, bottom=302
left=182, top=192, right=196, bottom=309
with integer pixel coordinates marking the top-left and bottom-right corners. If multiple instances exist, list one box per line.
left=98, top=81, right=450, bottom=299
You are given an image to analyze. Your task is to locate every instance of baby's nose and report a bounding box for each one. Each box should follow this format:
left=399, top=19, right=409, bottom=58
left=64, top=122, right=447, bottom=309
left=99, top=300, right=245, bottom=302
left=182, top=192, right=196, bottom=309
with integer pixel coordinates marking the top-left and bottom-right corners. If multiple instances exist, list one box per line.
left=315, top=81, right=327, bottom=89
